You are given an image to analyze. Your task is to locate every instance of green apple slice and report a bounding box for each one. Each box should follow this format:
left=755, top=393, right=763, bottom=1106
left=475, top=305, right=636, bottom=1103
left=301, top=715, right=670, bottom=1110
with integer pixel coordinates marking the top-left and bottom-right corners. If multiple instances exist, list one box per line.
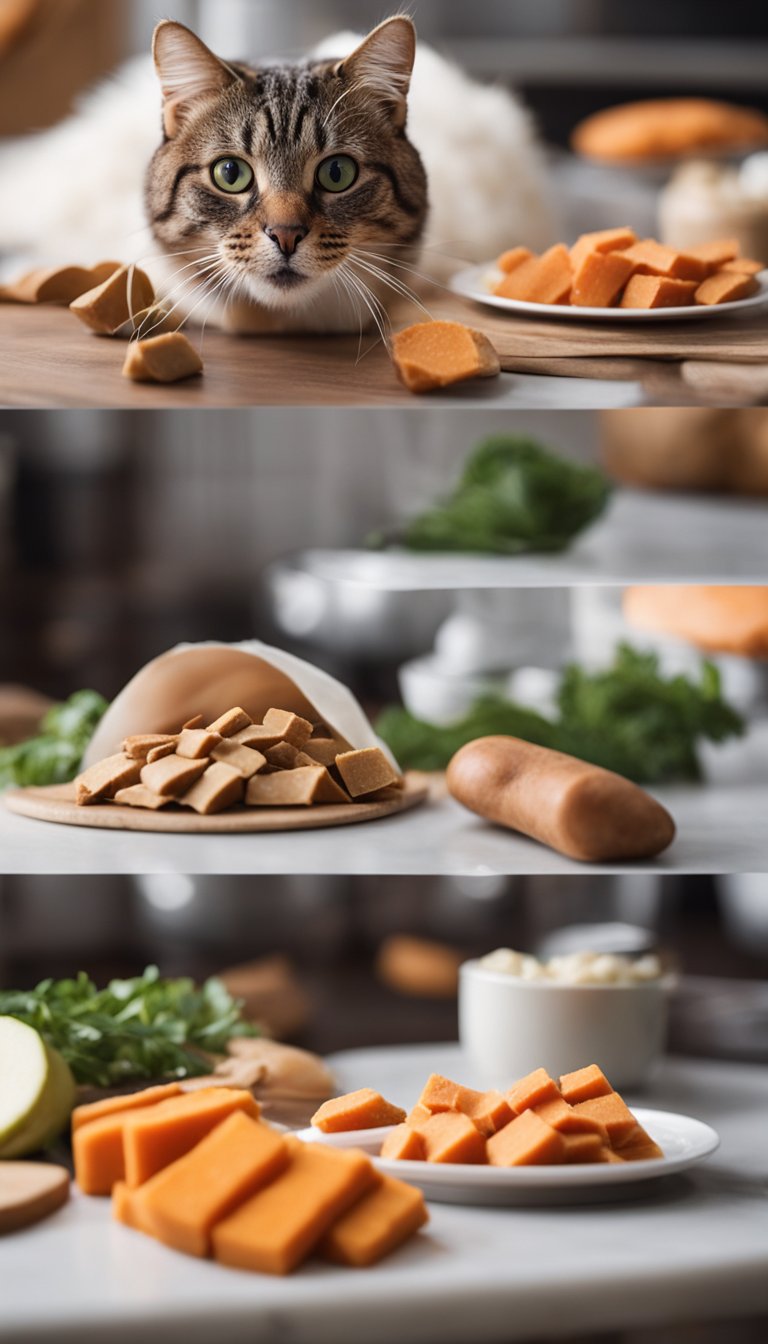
left=0, top=1017, right=50, bottom=1146
left=0, top=1044, right=76, bottom=1158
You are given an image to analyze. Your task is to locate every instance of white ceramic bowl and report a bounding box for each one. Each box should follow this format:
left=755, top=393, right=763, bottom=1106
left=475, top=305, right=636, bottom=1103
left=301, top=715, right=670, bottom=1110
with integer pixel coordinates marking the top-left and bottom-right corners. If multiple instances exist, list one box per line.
left=459, top=958, right=669, bottom=1090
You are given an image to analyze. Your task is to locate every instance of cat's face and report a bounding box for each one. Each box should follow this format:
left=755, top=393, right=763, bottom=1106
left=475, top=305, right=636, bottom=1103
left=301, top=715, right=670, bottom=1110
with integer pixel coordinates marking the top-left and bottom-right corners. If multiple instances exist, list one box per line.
left=146, top=18, right=428, bottom=315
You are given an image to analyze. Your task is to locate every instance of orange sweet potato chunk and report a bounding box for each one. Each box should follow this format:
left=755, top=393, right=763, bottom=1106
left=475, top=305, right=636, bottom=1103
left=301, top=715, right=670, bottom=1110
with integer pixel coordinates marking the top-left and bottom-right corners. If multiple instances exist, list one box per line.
left=312, top=1088, right=406, bottom=1133
left=132, top=1113, right=289, bottom=1257
left=497, top=246, right=533, bottom=274
left=123, top=1087, right=260, bottom=1188
left=71, top=1083, right=183, bottom=1132
left=505, top=1067, right=560, bottom=1114
left=561, top=1132, right=605, bottom=1163
left=570, top=226, right=637, bottom=272
left=571, top=250, right=635, bottom=307
left=74, top=1114, right=131, bottom=1196
left=559, top=1064, right=613, bottom=1105
left=112, top=1180, right=150, bottom=1232
left=414, top=1111, right=487, bottom=1165
left=212, top=1138, right=376, bottom=1275
left=614, top=1122, right=664, bottom=1162
left=494, top=244, right=572, bottom=304
left=619, top=275, right=697, bottom=309
left=319, top=1172, right=429, bottom=1267
left=380, top=1124, right=426, bottom=1161
left=392, top=321, right=500, bottom=394
left=487, top=1110, right=566, bottom=1167
left=456, top=1087, right=515, bottom=1137
left=533, top=1095, right=608, bottom=1141
left=722, top=257, right=764, bottom=276
left=417, top=1074, right=463, bottom=1114
left=687, top=238, right=740, bottom=268
left=695, top=271, right=759, bottom=305
left=572, top=1092, right=637, bottom=1146
left=619, top=239, right=709, bottom=282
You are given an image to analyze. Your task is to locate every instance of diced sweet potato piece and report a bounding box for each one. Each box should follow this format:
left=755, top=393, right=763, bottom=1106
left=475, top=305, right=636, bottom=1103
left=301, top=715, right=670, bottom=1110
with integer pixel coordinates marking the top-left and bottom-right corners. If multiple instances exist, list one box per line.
left=72, top=1083, right=184, bottom=1133
left=175, top=728, right=222, bottom=759
left=131, top=1113, right=289, bottom=1258
left=113, top=785, right=172, bottom=811
left=559, top=1065, right=613, bottom=1105
left=112, top=1180, right=147, bottom=1231
left=686, top=238, right=739, bottom=268
left=180, top=761, right=244, bottom=815
left=211, top=739, right=267, bottom=778
left=570, top=227, right=637, bottom=272
left=140, top=753, right=208, bottom=797
left=9, top=265, right=98, bottom=305
left=417, top=1074, right=462, bottom=1114
left=335, top=748, right=400, bottom=799
left=76, top=752, right=142, bottom=805
left=123, top=332, right=203, bottom=384
left=615, top=1123, right=664, bottom=1162
left=494, top=243, right=573, bottom=305
left=380, top=1124, right=426, bottom=1161
left=456, top=1088, right=515, bottom=1137
left=392, top=321, right=500, bottom=393
left=123, top=1087, right=260, bottom=1188
left=561, top=1132, right=605, bottom=1163
left=571, top=249, right=635, bottom=307
left=487, top=1110, right=566, bottom=1167
left=207, top=707, right=252, bottom=738
left=620, top=275, right=697, bottom=309
left=407, top=1103, right=432, bottom=1127
left=722, top=257, right=764, bottom=276
left=619, top=239, right=709, bottom=282
left=211, top=1138, right=376, bottom=1276
left=320, top=1172, right=428, bottom=1267
left=572, top=1093, right=637, bottom=1146
left=122, top=733, right=177, bottom=761
left=533, top=1095, right=608, bottom=1141
left=312, top=1089, right=407, bottom=1133
left=413, top=1112, right=487, bottom=1165
left=596, top=1147, right=626, bottom=1164
left=262, top=708, right=314, bottom=748
left=695, top=271, right=759, bottom=305
left=497, top=246, right=534, bottom=274
left=70, top=265, right=155, bottom=334
left=246, top=765, right=343, bottom=807
left=505, top=1067, right=560, bottom=1114
left=74, top=1115, right=132, bottom=1195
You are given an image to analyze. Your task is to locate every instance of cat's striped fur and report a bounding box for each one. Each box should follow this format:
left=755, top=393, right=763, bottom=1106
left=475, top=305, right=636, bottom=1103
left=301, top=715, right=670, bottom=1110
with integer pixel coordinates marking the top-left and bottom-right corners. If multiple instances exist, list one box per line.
left=146, top=17, right=428, bottom=335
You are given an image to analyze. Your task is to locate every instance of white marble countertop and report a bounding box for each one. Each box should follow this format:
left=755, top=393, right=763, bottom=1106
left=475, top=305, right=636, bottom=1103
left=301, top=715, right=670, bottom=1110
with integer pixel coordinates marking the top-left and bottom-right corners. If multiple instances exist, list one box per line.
left=2, top=1045, right=766, bottom=1344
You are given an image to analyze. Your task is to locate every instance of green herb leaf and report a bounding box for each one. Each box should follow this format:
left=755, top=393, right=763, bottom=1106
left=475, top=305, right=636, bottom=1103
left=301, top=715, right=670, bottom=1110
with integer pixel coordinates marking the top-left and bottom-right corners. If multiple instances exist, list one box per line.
left=0, top=689, right=108, bottom=789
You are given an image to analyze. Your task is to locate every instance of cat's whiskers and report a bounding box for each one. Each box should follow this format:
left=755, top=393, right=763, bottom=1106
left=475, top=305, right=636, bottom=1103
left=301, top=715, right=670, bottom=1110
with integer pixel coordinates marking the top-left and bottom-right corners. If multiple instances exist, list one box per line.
left=337, top=260, right=390, bottom=356
left=136, top=257, right=227, bottom=340
left=347, top=252, right=433, bottom=321
left=322, top=79, right=368, bottom=130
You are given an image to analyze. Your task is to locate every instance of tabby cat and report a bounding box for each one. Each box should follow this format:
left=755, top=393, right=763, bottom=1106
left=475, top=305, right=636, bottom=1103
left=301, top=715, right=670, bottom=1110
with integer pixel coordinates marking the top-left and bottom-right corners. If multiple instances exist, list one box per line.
left=146, top=16, right=428, bottom=335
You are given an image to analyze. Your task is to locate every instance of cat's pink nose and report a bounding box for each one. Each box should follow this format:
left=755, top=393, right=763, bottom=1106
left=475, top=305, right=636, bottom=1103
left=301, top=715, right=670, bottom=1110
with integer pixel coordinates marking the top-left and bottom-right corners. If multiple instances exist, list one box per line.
left=264, top=223, right=307, bottom=257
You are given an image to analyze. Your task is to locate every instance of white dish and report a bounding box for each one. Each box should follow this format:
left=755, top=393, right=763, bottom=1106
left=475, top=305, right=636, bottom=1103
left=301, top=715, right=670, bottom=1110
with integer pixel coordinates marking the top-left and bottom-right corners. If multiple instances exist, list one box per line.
left=296, top=1122, right=395, bottom=1156
left=297, top=1108, right=719, bottom=1206
left=450, top=262, right=768, bottom=322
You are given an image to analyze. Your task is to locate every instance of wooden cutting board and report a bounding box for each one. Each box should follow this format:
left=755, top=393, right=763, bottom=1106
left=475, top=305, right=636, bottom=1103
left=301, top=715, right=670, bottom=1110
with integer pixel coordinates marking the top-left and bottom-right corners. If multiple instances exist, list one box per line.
left=3, top=774, right=428, bottom=834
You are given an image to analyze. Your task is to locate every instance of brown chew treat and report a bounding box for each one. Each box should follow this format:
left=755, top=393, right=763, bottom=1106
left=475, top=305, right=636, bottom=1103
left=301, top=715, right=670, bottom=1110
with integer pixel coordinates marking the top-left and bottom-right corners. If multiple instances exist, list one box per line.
left=265, top=741, right=302, bottom=770
left=695, top=272, right=759, bottom=305
left=311, top=1089, right=407, bottom=1133
left=76, top=753, right=142, bottom=805
left=571, top=250, right=635, bottom=307
left=569, top=227, right=637, bottom=272
left=572, top=98, right=768, bottom=162
left=70, top=265, right=155, bottom=334
left=302, top=738, right=343, bottom=767
left=207, top=707, right=253, bottom=738
left=180, top=762, right=245, bottom=815
left=335, top=748, right=400, bottom=799
left=0, top=1163, right=70, bottom=1234
left=262, top=708, right=314, bottom=748
left=319, top=1174, right=429, bottom=1268
left=182, top=715, right=205, bottom=731
left=380, top=1125, right=426, bottom=1161
left=6, top=266, right=97, bottom=306
left=494, top=244, right=572, bottom=304
left=211, top=739, right=267, bottom=778
left=146, top=742, right=177, bottom=763
left=245, top=766, right=345, bottom=807
left=505, top=1068, right=560, bottom=1114
left=176, top=728, right=223, bottom=759
left=232, top=725, right=285, bottom=751
left=113, top=784, right=172, bottom=811
left=123, top=332, right=203, bottom=384
left=496, top=246, right=534, bottom=274
left=122, top=733, right=177, bottom=761
left=446, top=735, right=676, bottom=863
left=559, top=1064, right=613, bottom=1105
left=90, top=261, right=123, bottom=285
left=140, top=754, right=208, bottom=797
left=392, top=321, right=500, bottom=394
left=487, top=1111, right=566, bottom=1167
left=620, top=275, right=697, bottom=309
left=413, top=1112, right=487, bottom=1164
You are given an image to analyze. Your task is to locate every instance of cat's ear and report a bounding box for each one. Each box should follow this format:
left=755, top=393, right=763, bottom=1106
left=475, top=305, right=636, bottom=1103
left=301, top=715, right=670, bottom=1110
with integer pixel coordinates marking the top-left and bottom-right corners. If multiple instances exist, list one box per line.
left=153, top=21, right=239, bottom=137
left=338, top=16, right=416, bottom=128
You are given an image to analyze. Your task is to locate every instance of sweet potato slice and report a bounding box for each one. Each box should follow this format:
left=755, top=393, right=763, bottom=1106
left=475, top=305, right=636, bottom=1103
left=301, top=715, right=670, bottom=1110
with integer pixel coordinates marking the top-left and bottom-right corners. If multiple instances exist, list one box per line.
left=614, top=1122, right=664, bottom=1161
left=561, top=1132, right=605, bottom=1163
left=392, top=321, right=500, bottom=394
left=319, top=1172, right=429, bottom=1267
left=695, top=271, right=759, bottom=305
left=457, top=1088, right=515, bottom=1137
left=72, top=1083, right=184, bottom=1133
left=413, top=1111, right=487, bottom=1164
left=494, top=244, right=572, bottom=305
left=487, top=1110, right=565, bottom=1167
left=620, top=275, right=697, bottom=309
left=533, top=1095, right=608, bottom=1140
left=558, top=1065, right=613, bottom=1105
left=312, top=1089, right=406, bottom=1133
left=212, top=1138, right=376, bottom=1275
left=570, top=227, right=637, bottom=272
left=722, top=257, right=764, bottom=276
left=380, top=1124, right=426, bottom=1161
left=416, top=1074, right=463, bottom=1114
left=686, top=238, right=739, bottom=268
left=496, top=246, right=534, bottom=274
left=619, top=240, right=709, bottom=282
left=572, top=1092, right=637, bottom=1146
left=123, top=1087, right=260, bottom=1188
left=571, top=250, right=635, bottom=307
left=505, top=1067, right=560, bottom=1114
left=123, top=332, right=203, bottom=384
left=74, top=1114, right=132, bottom=1195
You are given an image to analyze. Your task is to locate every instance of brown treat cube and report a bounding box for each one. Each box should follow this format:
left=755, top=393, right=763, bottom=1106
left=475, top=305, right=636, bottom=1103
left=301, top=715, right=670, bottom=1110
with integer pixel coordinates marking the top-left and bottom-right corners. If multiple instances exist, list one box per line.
left=123, top=332, right=203, bottom=384
left=414, top=1112, right=487, bottom=1165
left=620, top=275, right=696, bottom=308
left=122, top=733, right=177, bottom=761
left=265, top=742, right=301, bottom=771
left=558, top=1064, right=612, bottom=1105
left=211, top=739, right=267, bottom=779
left=561, top=1132, right=605, bottom=1163
left=146, top=742, right=177, bottom=763
left=140, top=754, right=208, bottom=797
left=572, top=1093, right=637, bottom=1146
left=262, top=708, right=313, bottom=749
left=534, top=1096, right=608, bottom=1141
left=335, top=748, right=400, bottom=799
left=176, top=728, right=223, bottom=760
left=380, top=1124, right=426, bottom=1162
left=302, top=738, right=342, bottom=767
left=232, top=725, right=285, bottom=751
left=70, top=265, right=155, bottom=334
left=695, top=271, right=759, bottom=305
left=182, top=715, right=205, bottom=731
left=246, top=766, right=333, bottom=807
left=487, top=1110, right=566, bottom=1167
left=206, top=708, right=252, bottom=738
left=181, top=762, right=244, bottom=815
left=76, top=753, right=142, bottom=805
left=90, top=261, right=123, bottom=285
left=312, top=771, right=351, bottom=804
left=505, top=1068, right=560, bottom=1115
left=11, top=265, right=98, bottom=305
left=113, top=785, right=172, bottom=811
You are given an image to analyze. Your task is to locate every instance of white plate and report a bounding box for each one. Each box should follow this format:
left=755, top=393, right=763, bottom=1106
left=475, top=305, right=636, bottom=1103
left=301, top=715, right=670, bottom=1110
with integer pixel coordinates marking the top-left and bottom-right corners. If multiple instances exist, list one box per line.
left=297, top=1107, right=719, bottom=1206
left=450, top=263, right=768, bottom=323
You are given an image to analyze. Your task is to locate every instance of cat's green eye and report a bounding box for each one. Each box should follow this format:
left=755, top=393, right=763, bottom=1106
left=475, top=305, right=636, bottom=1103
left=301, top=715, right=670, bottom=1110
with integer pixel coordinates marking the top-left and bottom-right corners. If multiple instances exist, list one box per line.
left=211, top=157, right=254, bottom=194
left=316, top=154, right=359, bottom=193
